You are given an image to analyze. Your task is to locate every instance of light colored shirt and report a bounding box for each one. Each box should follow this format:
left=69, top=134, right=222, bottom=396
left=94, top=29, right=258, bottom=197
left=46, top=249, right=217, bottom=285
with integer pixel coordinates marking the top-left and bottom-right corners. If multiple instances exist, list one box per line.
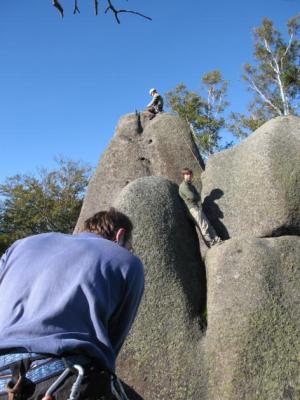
left=147, top=93, right=164, bottom=111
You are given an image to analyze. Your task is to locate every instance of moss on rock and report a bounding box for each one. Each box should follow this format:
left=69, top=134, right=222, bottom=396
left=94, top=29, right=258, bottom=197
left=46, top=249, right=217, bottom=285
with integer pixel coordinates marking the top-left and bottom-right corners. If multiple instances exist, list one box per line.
left=205, top=236, right=300, bottom=400
left=114, top=176, right=207, bottom=400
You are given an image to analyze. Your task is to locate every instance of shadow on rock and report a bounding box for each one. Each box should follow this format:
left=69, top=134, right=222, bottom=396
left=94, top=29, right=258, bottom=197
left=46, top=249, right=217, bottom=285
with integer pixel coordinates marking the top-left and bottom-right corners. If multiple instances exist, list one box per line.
left=202, top=188, right=230, bottom=240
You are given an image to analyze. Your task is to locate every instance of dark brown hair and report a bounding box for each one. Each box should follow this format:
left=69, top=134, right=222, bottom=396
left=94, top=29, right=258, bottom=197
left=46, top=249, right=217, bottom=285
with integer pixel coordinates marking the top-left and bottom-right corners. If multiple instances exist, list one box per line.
left=181, top=168, right=193, bottom=177
left=83, top=208, right=133, bottom=242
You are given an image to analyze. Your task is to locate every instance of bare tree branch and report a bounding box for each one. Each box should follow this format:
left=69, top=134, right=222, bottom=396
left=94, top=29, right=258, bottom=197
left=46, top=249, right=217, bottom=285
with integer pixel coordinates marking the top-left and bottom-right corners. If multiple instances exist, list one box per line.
left=263, top=39, right=277, bottom=71
left=263, top=38, right=272, bottom=54
left=52, top=0, right=151, bottom=22
left=52, top=0, right=64, bottom=18
left=94, top=0, right=99, bottom=16
left=263, top=38, right=290, bottom=115
left=249, top=78, right=283, bottom=115
left=73, top=0, right=80, bottom=15
left=105, top=0, right=152, bottom=24
left=283, top=32, right=294, bottom=58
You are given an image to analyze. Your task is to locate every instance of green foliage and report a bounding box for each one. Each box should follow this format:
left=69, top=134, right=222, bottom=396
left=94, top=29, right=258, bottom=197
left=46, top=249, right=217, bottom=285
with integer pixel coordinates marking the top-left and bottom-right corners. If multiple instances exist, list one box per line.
left=230, top=14, right=300, bottom=137
left=165, top=70, right=229, bottom=156
left=228, top=108, right=269, bottom=139
left=0, top=157, right=92, bottom=254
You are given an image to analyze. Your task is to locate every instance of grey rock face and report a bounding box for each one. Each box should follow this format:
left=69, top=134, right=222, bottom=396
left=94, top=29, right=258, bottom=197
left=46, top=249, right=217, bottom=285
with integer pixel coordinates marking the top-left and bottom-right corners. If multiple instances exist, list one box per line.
left=205, top=236, right=300, bottom=400
left=75, top=114, right=300, bottom=399
left=75, top=113, right=204, bottom=232
left=202, top=116, right=300, bottom=239
left=113, top=176, right=206, bottom=400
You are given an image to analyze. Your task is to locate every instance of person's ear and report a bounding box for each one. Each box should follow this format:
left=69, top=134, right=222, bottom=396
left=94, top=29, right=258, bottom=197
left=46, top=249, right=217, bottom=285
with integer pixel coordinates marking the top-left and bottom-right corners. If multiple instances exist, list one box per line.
left=115, top=228, right=126, bottom=245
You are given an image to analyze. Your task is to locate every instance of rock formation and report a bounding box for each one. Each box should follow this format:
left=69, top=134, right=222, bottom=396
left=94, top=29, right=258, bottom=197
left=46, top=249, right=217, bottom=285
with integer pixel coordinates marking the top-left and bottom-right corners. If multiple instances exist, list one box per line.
left=114, top=176, right=206, bottom=400
left=75, top=113, right=204, bottom=232
left=76, top=113, right=300, bottom=399
left=202, top=116, right=300, bottom=239
left=201, top=115, right=300, bottom=400
left=205, top=236, right=300, bottom=400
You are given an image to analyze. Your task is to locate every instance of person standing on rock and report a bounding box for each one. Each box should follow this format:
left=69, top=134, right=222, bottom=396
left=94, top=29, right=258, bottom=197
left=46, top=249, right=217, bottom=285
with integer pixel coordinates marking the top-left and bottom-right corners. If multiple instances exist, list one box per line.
left=0, top=208, right=144, bottom=400
left=145, top=88, right=164, bottom=119
left=179, top=168, right=222, bottom=247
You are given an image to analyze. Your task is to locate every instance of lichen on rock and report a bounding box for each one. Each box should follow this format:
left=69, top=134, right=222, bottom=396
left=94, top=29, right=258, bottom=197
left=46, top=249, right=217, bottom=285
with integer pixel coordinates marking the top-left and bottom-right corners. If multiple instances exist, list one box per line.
left=114, top=176, right=207, bottom=400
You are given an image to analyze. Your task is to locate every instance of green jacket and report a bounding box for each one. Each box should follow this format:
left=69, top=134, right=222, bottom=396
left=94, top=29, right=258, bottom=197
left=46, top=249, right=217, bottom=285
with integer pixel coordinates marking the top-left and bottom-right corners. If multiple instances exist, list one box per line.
left=179, top=180, right=201, bottom=209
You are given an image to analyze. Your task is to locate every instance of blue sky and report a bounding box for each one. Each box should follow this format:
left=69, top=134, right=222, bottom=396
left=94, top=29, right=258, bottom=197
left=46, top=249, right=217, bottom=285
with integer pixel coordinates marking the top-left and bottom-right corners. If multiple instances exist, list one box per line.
left=0, top=0, right=298, bottom=182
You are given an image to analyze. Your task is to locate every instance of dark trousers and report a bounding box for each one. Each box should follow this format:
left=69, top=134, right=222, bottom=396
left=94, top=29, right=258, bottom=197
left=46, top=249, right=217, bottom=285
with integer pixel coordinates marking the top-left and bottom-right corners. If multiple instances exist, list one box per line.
left=0, top=365, right=115, bottom=400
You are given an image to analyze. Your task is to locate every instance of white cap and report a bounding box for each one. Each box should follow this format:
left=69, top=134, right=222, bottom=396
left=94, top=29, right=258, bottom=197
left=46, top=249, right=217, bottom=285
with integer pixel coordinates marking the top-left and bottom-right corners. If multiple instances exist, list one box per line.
left=149, top=88, right=156, bottom=95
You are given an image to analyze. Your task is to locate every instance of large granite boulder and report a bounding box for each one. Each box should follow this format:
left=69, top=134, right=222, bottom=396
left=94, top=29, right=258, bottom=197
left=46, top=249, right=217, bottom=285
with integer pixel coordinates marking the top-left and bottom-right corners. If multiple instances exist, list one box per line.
left=74, top=112, right=300, bottom=399
left=205, top=236, right=300, bottom=400
left=75, top=113, right=204, bottom=232
left=202, top=116, right=300, bottom=239
left=113, top=176, right=206, bottom=400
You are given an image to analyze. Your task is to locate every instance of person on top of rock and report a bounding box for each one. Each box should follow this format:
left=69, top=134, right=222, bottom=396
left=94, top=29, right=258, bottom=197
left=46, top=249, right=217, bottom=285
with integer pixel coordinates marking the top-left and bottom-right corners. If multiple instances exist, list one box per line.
left=179, top=168, right=222, bottom=247
left=0, top=208, right=144, bottom=400
left=145, top=88, right=164, bottom=119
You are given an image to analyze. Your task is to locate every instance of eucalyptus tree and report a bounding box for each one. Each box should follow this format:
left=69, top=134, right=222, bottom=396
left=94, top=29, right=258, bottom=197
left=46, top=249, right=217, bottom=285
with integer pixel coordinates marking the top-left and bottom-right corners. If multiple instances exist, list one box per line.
left=166, top=70, right=229, bottom=156
left=230, top=14, right=300, bottom=138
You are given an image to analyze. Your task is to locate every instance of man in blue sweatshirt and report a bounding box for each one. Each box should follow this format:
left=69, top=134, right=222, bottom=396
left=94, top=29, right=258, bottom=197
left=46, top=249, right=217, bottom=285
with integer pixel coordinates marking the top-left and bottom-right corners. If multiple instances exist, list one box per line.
left=0, top=208, right=144, bottom=400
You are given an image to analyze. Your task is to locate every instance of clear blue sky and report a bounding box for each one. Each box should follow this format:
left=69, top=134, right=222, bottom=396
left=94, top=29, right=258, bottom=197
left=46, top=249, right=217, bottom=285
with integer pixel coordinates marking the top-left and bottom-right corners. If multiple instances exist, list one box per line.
left=0, top=0, right=298, bottom=182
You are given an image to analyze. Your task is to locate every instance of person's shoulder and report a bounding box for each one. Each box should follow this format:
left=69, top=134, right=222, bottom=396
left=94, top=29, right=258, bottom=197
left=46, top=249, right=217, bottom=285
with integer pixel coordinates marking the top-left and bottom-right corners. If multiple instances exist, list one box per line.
left=24, top=232, right=72, bottom=245
left=123, top=251, right=144, bottom=282
left=129, top=252, right=143, bottom=270
left=113, top=244, right=143, bottom=267
left=90, top=237, right=141, bottom=265
left=0, top=233, right=63, bottom=261
left=11, top=232, right=58, bottom=247
left=117, top=244, right=143, bottom=268
left=108, top=245, right=144, bottom=283
left=179, top=180, right=187, bottom=189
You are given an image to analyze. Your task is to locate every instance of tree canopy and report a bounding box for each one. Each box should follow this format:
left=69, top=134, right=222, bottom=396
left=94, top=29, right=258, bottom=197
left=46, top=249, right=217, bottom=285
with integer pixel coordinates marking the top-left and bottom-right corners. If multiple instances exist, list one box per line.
left=166, top=15, right=299, bottom=149
left=166, top=70, right=229, bottom=156
left=229, top=14, right=300, bottom=137
left=0, top=157, right=92, bottom=254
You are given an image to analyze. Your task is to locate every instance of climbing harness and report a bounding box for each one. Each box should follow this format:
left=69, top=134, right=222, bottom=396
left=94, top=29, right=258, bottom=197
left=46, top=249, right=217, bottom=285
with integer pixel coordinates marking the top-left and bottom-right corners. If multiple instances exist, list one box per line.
left=0, top=353, right=129, bottom=400
left=41, top=367, right=71, bottom=400
left=67, top=365, right=85, bottom=400
left=0, top=353, right=88, bottom=400
left=41, top=364, right=84, bottom=400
